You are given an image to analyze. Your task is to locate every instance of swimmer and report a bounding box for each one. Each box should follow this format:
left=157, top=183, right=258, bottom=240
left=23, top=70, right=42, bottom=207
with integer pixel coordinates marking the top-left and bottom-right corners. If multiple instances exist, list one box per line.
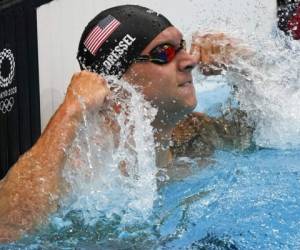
left=0, top=5, right=253, bottom=242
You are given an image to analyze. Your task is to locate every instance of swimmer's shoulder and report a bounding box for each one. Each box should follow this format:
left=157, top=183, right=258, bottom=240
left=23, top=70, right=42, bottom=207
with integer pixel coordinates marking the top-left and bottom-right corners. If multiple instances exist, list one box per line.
left=171, top=112, right=216, bottom=157
left=172, top=112, right=213, bottom=141
left=171, top=111, right=254, bottom=157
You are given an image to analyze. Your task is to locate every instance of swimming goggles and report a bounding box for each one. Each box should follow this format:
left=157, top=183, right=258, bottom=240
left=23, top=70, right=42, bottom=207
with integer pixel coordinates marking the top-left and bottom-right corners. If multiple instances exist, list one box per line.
left=134, top=39, right=186, bottom=65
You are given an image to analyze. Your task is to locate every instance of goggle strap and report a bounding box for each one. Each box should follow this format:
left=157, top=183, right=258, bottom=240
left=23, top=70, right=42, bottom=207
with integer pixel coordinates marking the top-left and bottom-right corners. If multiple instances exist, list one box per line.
left=134, top=55, right=151, bottom=62
left=135, top=56, right=165, bottom=64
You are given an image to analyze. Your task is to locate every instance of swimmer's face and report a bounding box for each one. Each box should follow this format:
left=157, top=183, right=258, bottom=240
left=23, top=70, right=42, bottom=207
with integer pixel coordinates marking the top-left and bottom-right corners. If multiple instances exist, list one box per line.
left=123, top=27, right=197, bottom=123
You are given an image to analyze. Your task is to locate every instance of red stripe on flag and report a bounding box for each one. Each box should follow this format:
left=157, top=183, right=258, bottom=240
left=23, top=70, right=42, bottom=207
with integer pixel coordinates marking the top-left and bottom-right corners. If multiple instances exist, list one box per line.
left=84, top=19, right=120, bottom=55
left=85, top=20, right=118, bottom=54
left=89, top=20, right=120, bottom=54
left=84, top=27, right=102, bottom=48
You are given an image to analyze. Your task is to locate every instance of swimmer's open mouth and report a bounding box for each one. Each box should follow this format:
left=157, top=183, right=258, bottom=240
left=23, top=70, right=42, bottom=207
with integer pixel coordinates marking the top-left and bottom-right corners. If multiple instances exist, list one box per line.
left=178, top=81, right=193, bottom=87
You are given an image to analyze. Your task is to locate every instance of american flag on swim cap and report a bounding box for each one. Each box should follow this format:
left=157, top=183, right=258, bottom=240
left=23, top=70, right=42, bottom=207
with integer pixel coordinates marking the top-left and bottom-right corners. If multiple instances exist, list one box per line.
left=84, top=15, right=121, bottom=55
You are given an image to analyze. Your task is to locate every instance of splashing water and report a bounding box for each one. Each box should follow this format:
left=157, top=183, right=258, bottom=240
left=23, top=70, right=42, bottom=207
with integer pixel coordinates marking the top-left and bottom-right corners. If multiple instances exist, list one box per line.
left=225, top=30, right=300, bottom=149
left=58, top=77, right=158, bottom=226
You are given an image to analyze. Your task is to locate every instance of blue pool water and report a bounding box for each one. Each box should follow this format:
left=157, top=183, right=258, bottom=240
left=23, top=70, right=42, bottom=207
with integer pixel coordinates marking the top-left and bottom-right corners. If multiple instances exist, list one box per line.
left=159, top=149, right=300, bottom=249
left=6, top=149, right=300, bottom=249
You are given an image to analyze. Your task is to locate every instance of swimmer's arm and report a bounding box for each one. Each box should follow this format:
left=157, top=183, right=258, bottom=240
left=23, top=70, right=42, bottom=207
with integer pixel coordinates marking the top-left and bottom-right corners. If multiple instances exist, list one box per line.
left=0, top=95, right=82, bottom=242
left=204, top=111, right=254, bottom=150
left=191, top=33, right=254, bottom=76
left=0, top=71, right=109, bottom=242
left=172, top=112, right=254, bottom=156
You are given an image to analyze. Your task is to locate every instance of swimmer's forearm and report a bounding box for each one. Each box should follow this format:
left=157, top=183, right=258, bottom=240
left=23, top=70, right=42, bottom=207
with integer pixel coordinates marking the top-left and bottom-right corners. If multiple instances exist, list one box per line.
left=12, top=96, right=82, bottom=177
left=0, top=98, right=83, bottom=241
left=0, top=71, right=109, bottom=241
left=32, top=96, right=82, bottom=167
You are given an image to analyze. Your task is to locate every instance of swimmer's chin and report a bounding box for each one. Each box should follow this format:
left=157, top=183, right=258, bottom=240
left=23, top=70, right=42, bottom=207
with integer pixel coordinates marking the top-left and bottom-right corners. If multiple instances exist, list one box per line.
left=184, top=98, right=198, bottom=113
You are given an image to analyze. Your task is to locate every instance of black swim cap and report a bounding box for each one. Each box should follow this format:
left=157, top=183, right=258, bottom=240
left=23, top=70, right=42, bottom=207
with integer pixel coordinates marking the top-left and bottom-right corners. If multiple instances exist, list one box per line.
left=77, top=5, right=173, bottom=77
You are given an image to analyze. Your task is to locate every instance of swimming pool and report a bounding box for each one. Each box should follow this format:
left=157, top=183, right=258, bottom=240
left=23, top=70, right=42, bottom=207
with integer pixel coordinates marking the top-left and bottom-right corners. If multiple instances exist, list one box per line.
left=2, top=31, right=300, bottom=250
left=4, top=149, right=300, bottom=249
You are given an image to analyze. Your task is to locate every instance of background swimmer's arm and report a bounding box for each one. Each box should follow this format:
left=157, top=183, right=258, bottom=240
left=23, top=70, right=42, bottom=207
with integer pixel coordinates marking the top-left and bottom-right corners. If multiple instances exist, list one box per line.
left=0, top=71, right=109, bottom=242
left=172, top=112, right=254, bottom=157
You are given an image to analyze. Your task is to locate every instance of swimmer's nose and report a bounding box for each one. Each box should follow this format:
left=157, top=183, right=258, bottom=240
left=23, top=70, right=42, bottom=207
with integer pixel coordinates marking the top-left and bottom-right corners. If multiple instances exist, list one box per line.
left=178, top=51, right=197, bottom=73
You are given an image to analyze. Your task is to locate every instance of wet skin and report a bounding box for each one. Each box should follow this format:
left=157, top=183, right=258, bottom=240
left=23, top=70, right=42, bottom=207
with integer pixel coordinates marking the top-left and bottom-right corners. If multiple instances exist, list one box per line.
left=123, top=27, right=198, bottom=128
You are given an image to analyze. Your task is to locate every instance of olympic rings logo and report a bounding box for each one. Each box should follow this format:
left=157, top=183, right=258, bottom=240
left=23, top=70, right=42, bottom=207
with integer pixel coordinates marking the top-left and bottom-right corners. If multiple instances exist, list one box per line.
left=0, top=49, right=15, bottom=88
left=0, top=97, right=14, bottom=114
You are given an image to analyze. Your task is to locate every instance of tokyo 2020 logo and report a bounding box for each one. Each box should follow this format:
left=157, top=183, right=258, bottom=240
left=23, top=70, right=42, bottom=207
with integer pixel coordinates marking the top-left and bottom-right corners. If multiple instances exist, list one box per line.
left=0, top=48, right=16, bottom=114
left=0, top=48, right=15, bottom=88
left=0, top=97, right=14, bottom=114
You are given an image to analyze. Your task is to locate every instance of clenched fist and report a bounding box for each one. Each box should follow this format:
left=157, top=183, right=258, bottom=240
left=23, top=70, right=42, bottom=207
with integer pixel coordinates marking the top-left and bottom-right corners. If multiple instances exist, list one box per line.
left=65, top=71, right=110, bottom=113
left=190, top=33, right=252, bottom=76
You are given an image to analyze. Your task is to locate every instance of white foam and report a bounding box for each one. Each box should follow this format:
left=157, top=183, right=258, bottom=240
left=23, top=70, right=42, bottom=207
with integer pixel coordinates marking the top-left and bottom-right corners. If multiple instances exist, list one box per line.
left=226, top=30, right=300, bottom=149
left=60, top=78, right=158, bottom=225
